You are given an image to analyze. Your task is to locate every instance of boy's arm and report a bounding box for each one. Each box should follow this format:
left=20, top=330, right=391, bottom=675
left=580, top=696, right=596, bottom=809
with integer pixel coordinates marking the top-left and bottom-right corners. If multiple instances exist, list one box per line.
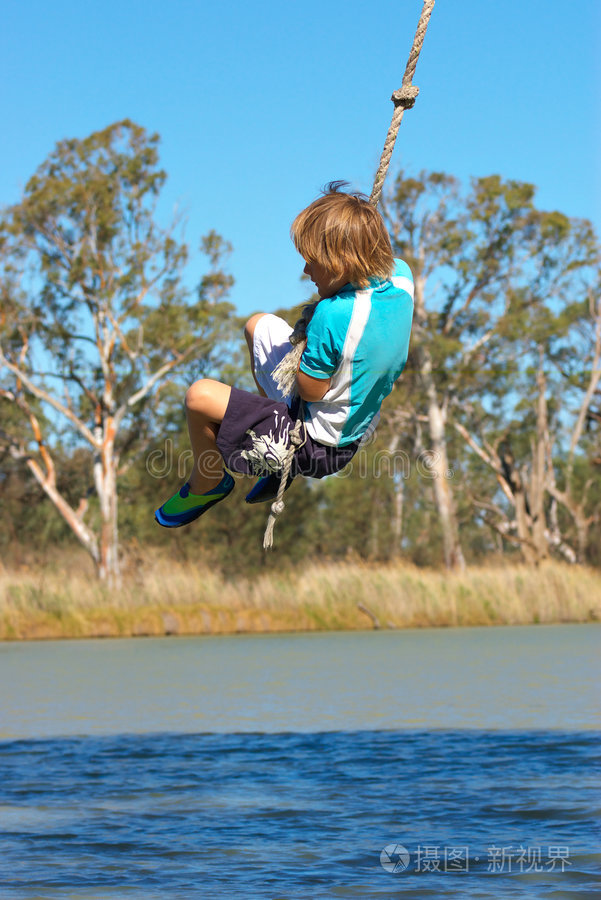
left=297, top=299, right=337, bottom=400
left=296, top=366, right=331, bottom=402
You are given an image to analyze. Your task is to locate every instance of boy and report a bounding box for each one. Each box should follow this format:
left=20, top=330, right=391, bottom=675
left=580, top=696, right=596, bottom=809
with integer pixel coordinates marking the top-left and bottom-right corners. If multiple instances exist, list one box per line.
left=155, top=182, right=414, bottom=527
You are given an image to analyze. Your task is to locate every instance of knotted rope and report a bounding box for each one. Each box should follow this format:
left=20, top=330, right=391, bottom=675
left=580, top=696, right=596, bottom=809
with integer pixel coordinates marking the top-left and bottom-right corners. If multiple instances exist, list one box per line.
left=270, top=301, right=318, bottom=400
left=262, top=416, right=307, bottom=549
left=370, top=0, right=435, bottom=207
left=263, top=0, right=435, bottom=547
left=272, top=0, right=434, bottom=401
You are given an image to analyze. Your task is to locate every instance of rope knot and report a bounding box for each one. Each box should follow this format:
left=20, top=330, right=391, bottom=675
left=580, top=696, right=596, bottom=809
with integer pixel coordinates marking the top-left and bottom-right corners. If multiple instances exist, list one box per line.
left=270, top=499, right=285, bottom=516
left=290, top=429, right=305, bottom=449
left=391, top=84, right=420, bottom=109
left=262, top=418, right=307, bottom=550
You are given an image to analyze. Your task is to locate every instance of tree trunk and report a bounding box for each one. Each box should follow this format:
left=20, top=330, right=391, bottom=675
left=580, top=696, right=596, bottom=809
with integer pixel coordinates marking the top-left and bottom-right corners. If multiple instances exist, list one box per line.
left=387, top=434, right=404, bottom=559
left=26, top=457, right=100, bottom=567
left=530, top=368, right=549, bottom=561
left=416, top=341, right=466, bottom=571
left=94, top=417, right=121, bottom=586
left=411, top=269, right=465, bottom=571
left=368, top=476, right=382, bottom=560
left=391, top=477, right=404, bottom=559
left=507, top=463, right=538, bottom=565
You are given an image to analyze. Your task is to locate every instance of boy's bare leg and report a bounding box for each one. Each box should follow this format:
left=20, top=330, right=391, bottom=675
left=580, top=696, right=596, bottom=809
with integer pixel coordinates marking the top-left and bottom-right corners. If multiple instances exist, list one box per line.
left=185, top=379, right=232, bottom=494
left=244, top=314, right=267, bottom=397
left=182, top=312, right=267, bottom=494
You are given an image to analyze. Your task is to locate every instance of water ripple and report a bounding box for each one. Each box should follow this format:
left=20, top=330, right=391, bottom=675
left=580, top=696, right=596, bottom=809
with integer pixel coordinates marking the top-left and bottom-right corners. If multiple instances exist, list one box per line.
left=0, top=730, right=599, bottom=898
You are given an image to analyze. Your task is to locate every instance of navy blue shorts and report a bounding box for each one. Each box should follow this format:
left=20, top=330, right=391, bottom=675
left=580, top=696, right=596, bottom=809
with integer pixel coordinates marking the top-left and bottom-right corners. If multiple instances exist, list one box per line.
left=216, top=387, right=359, bottom=479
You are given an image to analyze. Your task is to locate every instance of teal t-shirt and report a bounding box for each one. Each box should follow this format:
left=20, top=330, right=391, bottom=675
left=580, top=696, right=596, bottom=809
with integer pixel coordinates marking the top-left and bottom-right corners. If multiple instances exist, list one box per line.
left=299, top=258, right=414, bottom=446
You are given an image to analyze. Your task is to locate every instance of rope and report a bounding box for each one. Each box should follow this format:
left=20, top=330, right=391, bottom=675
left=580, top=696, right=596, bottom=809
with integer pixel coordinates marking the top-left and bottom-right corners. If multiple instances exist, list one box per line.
left=370, top=0, right=435, bottom=207
left=263, top=0, right=435, bottom=548
left=270, top=301, right=318, bottom=399
left=273, top=0, right=435, bottom=400
left=262, top=416, right=307, bottom=549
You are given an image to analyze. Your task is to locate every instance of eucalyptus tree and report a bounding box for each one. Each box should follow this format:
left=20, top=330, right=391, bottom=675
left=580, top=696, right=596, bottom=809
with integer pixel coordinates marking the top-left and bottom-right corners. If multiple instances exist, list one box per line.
left=382, top=169, right=599, bottom=565
left=0, top=121, right=235, bottom=583
left=448, top=209, right=599, bottom=564
left=382, top=172, right=536, bottom=568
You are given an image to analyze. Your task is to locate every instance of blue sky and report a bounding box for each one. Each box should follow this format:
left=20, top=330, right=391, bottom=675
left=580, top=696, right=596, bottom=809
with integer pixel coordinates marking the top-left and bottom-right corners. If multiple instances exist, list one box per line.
left=1, top=0, right=599, bottom=316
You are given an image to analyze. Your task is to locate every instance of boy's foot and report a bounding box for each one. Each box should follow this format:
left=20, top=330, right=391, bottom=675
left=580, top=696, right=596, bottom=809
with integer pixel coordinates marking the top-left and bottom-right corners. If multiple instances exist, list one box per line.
left=245, top=472, right=294, bottom=505
left=155, top=471, right=235, bottom=527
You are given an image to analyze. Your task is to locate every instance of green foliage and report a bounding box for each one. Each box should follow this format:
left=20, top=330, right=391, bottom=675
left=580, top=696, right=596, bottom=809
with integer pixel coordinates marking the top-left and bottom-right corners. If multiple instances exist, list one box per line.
left=380, top=168, right=600, bottom=566
left=0, top=121, right=237, bottom=578
left=2, top=147, right=600, bottom=572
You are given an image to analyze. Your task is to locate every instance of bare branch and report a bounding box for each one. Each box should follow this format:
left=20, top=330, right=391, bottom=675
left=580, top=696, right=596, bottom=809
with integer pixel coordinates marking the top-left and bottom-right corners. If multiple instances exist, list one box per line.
left=441, top=276, right=489, bottom=336
left=0, top=390, right=95, bottom=545
left=459, top=328, right=495, bottom=367
left=22, top=369, right=101, bottom=411
left=453, top=421, right=515, bottom=505
left=105, top=305, right=138, bottom=362
left=566, top=292, right=601, bottom=483
left=0, top=349, right=100, bottom=449
left=26, top=456, right=99, bottom=562
left=113, top=342, right=200, bottom=429
left=470, top=495, right=509, bottom=520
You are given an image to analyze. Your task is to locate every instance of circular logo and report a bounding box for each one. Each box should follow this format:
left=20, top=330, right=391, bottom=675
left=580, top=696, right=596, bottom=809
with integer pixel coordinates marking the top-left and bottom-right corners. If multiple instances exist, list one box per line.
left=380, top=843, right=410, bottom=873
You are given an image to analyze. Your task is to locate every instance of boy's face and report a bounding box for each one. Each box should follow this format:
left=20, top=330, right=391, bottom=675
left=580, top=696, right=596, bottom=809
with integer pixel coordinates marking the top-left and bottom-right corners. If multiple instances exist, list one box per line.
left=303, top=261, right=348, bottom=299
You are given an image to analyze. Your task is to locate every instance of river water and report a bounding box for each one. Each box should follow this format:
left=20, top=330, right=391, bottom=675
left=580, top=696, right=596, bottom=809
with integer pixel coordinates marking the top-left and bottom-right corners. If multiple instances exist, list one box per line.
left=1, top=625, right=599, bottom=898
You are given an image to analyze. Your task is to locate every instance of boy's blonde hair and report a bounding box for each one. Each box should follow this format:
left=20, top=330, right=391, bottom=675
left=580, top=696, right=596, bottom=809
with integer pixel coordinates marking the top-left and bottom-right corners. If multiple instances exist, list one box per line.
left=291, top=181, right=394, bottom=290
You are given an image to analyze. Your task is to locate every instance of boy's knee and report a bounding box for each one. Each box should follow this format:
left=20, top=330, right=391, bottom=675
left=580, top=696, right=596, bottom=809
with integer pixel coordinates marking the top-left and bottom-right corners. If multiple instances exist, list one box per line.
left=185, top=379, right=217, bottom=412
left=244, top=313, right=266, bottom=347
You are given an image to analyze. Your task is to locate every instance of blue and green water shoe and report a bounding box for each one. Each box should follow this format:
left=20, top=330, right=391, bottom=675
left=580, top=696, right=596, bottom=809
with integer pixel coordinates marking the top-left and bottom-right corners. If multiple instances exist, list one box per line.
left=155, top=471, right=235, bottom=528
left=245, top=472, right=294, bottom=504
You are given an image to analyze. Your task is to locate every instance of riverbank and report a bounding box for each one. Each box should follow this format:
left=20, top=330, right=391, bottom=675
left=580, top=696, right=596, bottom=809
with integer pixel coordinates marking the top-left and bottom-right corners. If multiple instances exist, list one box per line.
left=1, top=556, right=600, bottom=641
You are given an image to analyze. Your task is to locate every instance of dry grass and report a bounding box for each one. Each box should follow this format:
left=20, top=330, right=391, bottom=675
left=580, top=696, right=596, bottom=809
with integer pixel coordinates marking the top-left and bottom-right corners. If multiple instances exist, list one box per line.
left=0, top=554, right=600, bottom=641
